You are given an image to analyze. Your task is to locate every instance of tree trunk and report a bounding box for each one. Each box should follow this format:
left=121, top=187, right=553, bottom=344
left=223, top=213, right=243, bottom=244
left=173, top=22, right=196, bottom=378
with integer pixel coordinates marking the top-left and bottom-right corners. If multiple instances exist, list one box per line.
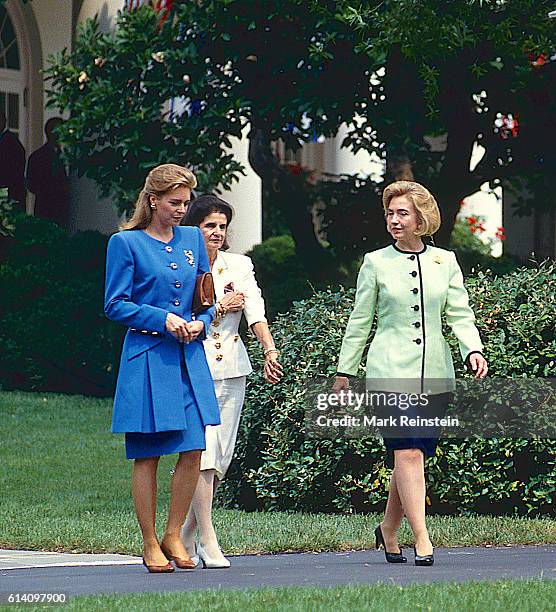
left=247, top=127, right=340, bottom=282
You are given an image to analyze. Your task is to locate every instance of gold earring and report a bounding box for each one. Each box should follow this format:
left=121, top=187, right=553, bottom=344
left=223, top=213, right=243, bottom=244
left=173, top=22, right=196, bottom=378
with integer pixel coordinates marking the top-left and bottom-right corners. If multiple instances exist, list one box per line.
left=150, top=204, right=156, bottom=210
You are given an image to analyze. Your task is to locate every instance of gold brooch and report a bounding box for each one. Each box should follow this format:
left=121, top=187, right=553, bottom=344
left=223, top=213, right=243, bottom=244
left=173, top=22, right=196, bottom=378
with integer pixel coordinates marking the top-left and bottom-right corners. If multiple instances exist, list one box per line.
left=217, top=267, right=224, bottom=275
left=184, top=250, right=195, bottom=266
left=433, top=256, right=443, bottom=264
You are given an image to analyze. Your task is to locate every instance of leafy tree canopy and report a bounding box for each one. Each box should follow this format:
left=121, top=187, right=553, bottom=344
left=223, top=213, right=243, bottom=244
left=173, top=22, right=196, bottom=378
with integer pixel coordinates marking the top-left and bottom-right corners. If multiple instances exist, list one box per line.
left=46, top=0, right=556, bottom=270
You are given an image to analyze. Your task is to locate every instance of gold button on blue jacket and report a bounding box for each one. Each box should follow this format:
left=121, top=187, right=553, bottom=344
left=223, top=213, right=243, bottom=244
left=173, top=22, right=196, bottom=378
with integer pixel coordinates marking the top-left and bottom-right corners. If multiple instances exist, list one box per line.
left=337, top=244, right=483, bottom=391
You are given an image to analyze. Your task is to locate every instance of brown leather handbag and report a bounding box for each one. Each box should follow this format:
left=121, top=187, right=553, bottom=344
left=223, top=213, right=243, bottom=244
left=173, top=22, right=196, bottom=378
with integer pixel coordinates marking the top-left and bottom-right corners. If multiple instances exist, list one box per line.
left=192, top=272, right=215, bottom=314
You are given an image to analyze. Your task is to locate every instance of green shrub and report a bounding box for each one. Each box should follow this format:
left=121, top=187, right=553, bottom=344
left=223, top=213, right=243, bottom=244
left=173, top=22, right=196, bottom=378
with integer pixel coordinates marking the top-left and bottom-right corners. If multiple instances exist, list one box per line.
left=220, top=260, right=556, bottom=515
left=450, top=216, right=493, bottom=257
left=449, top=217, right=520, bottom=276
left=247, top=235, right=314, bottom=319
left=0, top=214, right=122, bottom=395
left=248, top=225, right=519, bottom=324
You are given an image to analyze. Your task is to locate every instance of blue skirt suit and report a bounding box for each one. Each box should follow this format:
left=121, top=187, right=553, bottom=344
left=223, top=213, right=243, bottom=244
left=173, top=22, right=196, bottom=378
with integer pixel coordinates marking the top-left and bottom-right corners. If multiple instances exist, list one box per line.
left=104, top=226, right=221, bottom=459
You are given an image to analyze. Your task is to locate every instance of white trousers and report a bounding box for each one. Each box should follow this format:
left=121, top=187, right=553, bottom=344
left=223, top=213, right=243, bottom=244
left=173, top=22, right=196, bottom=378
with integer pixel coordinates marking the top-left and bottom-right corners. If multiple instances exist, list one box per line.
left=200, top=376, right=246, bottom=479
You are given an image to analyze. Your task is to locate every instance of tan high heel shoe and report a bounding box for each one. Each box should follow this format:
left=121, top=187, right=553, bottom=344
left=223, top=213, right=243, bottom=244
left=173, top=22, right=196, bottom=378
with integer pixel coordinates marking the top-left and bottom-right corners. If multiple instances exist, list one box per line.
left=142, top=557, right=174, bottom=573
left=160, top=543, right=197, bottom=570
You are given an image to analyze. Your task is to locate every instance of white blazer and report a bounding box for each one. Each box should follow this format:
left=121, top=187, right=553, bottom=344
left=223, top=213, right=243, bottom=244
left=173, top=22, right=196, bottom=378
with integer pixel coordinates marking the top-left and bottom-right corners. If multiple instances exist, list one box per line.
left=204, top=251, right=267, bottom=380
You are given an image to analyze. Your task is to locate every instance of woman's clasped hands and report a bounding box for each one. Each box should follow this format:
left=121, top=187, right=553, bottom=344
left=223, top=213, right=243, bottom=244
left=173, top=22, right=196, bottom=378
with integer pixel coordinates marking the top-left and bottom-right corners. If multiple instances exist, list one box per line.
left=165, top=313, right=204, bottom=343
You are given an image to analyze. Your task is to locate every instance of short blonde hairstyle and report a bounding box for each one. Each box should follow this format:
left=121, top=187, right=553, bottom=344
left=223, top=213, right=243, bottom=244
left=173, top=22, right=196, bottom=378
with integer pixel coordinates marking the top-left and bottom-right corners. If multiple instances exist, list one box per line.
left=382, top=180, right=441, bottom=237
left=121, top=163, right=197, bottom=231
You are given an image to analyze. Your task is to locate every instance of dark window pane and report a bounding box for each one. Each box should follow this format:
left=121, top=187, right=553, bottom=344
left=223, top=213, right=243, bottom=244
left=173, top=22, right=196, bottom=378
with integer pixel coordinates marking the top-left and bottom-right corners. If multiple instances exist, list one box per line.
left=6, top=40, right=19, bottom=70
left=0, top=7, right=20, bottom=70
left=8, top=93, right=18, bottom=130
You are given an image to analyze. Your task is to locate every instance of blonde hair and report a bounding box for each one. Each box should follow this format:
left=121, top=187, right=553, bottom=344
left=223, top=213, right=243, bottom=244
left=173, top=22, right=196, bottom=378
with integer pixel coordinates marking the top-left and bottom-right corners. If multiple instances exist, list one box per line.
left=121, top=163, right=197, bottom=231
left=382, top=180, right=441, bottom=237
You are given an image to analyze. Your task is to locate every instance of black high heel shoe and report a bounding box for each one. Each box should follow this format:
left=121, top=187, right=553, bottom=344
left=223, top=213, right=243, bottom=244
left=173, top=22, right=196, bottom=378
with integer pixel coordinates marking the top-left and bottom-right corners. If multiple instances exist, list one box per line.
left=413, top=545, right=434, bottom=566
left=374, top=525, right=407, bottom=564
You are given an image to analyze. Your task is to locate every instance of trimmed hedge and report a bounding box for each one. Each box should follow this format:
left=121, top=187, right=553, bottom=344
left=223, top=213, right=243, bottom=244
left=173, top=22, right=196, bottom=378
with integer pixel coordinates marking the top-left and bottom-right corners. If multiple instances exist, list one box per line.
left=0, top=214, right=122, bottom=395
left=220, top=260, right=556, bottom=516
left=248, top=232, right=520, bottom=322
left=247, top=235, right=314, bottom=319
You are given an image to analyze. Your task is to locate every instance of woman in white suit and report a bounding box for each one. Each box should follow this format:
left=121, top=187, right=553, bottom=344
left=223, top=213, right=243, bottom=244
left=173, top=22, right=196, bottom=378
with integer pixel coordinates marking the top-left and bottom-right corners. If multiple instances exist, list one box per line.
left=181, top=195, right=283, bottom=568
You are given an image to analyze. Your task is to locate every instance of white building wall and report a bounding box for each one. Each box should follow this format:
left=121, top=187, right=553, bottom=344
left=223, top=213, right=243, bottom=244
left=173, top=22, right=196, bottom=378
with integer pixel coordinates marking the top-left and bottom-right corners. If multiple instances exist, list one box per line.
left=30, top=0, right=73, bottom=125
left=323, top=124, right=383, bottom=181
left=459, top=186, right=503, bottom=257
left=68, top=176, right=123, bottom=234
left=219, top=128, right=262, bottom=254
left=69, top=0, right=129, bottom=234
left=77, top=0, right=118, bottom=32
left=16, top=0, right=74, bottom=214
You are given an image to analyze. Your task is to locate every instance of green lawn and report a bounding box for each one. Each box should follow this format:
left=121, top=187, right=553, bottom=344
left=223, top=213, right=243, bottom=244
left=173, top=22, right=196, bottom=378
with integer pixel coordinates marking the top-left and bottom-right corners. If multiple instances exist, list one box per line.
left=4, top=580, right=556, bottom=612
left=1, top=391, right=556, bottom=555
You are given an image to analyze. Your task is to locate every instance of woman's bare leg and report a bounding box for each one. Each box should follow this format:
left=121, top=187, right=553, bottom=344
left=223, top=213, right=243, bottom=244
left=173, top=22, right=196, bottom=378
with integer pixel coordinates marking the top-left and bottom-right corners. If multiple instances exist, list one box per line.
left=132, top=456, right=168, bottom=565
left=380, top=469, right=404, bottom=552
left=392, top=448, right=433, bottom=555
left=161, top=450, right=201, bottom=558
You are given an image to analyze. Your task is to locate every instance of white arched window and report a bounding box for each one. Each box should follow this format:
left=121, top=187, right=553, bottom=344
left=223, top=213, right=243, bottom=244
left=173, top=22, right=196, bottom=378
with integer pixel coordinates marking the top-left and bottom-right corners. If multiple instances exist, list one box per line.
left=0, top=5, right=24, bottom=144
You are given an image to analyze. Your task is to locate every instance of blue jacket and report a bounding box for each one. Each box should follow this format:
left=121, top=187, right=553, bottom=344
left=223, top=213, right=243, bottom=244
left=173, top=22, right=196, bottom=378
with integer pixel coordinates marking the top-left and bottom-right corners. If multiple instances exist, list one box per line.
left=104, top=226, right=221, bottom=433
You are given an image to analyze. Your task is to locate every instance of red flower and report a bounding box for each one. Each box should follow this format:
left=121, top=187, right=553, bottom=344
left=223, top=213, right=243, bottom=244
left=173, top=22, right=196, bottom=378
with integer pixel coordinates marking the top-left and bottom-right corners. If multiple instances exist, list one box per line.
left=527, top=52, right=548, bottom=67
left=511, top=116, right=520, bottom=138
left=495, top=226, right=506, bottom=241
left=287, top=163, right=303, bottom=176
left=127, top=1, right=173, bottom=26
left=495, top=113, right=519, bottom=140
left=467, top=216, right=486, bottom=234
left=156, top=0, right=173, bottom=26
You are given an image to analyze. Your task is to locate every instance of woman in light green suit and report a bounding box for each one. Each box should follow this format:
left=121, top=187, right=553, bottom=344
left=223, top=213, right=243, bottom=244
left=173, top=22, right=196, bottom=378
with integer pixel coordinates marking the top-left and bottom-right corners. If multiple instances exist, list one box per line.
left=334, top=181, right=488, bottom=567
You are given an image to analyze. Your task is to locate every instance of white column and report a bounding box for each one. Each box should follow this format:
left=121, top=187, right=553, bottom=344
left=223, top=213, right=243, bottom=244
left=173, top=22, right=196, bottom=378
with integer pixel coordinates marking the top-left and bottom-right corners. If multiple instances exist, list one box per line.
left=220, top=125, right=262, bottom=254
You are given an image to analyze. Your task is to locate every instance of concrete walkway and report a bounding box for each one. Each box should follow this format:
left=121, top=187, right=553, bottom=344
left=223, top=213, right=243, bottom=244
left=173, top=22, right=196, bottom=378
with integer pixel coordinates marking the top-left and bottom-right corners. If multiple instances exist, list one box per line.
left=1, top=546, right=555, bottom=597
left=0, top=549, right=141, bottom=570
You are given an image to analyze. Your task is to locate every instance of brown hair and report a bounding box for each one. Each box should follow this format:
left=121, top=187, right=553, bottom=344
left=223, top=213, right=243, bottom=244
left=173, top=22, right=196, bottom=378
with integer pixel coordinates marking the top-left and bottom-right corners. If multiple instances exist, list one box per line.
left=183, top=194, right=234, bottom=251
left=382, top=180, right=441, bottom=237
left=121, top=163, right=197, bottom=231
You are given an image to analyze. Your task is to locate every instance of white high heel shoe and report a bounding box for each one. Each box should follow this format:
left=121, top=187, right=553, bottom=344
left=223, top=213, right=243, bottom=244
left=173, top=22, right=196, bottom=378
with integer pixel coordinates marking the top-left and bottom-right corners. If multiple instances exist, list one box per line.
left=197, top=544, right=231, bottom=569
left=188, top=543, right=200, bottom=568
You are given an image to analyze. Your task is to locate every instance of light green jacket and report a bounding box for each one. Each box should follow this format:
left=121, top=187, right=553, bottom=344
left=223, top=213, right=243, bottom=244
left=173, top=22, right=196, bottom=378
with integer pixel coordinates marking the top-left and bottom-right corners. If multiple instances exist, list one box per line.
left=337, top=244, right=483, bottom=390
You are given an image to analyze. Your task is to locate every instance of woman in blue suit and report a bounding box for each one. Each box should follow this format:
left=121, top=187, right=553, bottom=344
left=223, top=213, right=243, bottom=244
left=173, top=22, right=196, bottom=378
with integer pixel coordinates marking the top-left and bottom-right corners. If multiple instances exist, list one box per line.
left=104, top=164, right=220, bottom=573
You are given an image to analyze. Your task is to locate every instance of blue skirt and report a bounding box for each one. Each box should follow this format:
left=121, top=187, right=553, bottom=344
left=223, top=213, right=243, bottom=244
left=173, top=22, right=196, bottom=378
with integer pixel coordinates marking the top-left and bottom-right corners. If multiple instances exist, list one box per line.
left=378, top=392, right=452, bottom=468
left=125, top=355, right=206, bottom=460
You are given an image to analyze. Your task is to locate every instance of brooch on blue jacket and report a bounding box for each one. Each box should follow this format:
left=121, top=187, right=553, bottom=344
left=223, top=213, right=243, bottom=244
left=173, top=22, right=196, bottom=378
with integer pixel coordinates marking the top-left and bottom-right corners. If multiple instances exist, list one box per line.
left=184, top=250, right=195, bottom=266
